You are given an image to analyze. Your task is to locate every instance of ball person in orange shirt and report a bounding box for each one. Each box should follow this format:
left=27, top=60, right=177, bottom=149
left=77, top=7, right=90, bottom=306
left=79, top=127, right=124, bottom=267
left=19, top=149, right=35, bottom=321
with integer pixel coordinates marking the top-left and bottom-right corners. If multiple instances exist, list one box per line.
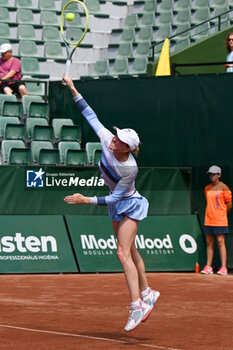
left=201, top=165, right=232, bottom=275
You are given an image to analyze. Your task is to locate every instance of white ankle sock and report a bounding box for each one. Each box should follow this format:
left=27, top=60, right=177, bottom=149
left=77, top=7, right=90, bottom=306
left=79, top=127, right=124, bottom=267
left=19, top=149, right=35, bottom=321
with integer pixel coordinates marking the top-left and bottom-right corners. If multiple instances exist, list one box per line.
left=131, top=298, right=141, bottom=308
left=141, top=287, right=150, bottom=298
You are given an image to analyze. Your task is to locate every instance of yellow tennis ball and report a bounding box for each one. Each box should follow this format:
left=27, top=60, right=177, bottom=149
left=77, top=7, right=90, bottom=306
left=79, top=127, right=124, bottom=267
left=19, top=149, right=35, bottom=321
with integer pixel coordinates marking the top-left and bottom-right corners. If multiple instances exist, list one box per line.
left=66, top=12, right=75, bottom=21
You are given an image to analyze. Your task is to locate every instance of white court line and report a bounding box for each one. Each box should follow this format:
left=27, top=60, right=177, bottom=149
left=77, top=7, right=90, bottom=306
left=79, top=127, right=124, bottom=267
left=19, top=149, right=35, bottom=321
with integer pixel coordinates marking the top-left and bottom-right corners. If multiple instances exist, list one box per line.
left=0, top=324, right=181, bottom=350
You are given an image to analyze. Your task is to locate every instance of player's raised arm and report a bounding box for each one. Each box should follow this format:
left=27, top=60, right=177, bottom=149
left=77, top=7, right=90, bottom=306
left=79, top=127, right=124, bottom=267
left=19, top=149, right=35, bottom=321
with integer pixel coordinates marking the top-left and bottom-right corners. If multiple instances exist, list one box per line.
left=62, top=75, right=104, bottom=136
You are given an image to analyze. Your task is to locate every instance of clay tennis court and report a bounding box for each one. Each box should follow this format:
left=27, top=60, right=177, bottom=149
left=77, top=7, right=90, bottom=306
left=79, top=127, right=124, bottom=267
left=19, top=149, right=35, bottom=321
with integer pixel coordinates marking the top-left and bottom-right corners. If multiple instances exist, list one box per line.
left=0, top=272, right=232, bottom=350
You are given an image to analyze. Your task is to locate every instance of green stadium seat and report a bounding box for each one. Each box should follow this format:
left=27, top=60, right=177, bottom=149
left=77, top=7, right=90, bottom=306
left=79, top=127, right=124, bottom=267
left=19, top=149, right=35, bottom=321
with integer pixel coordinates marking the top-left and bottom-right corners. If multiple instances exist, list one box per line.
left=2, top=101, right=22, bottom=118
left=52, top=118, right=74, bottom=141
left=16, top=0, right=33, bottom=8
left=25, top=117, right=48, bottom=141
left=92, top=59, right=110, bottom=77
left=175, top=0, right=191, bottom=10
left=17, top=24, right=37, bottom=41
left=0, top=23, right=12, bottom=40
left=211, top=7, right=229, bottom=29
left=61, top=0, right=82, bottom=11
left=124, top=14, right=138, bottom=28
left=0, top=116, right=20, bottom=140
left=117, top=42, right=133, bottom=58
left=0, top=0, right=11, bottom=7
left=135, top=41, right=150, bottom=57
left=154, top=25, right=172, bottom=44
left=18, top=40, right=40, bottom=58
left=39, top=0, right=56, bottom=11
left=229, top=0, right=233, bottom=9
left=210, top=0, right=228, bottom=8
left=174, top=38, right=190, bottom=51
left=156, top=12, right=173, bottom=26
left=191, top=22, right=210, bottom=41
left=93, top=149, right=102, bottom=165
left=192, top=0, right=209, bottom=9
left=21, top=57, right=50, bottom=78
left=30, top=140, right=53, bottom=164
left=0, top=38, right=10, bottom=46
left=40, top=11, right=59, bottom=26
left=44, top=42, right=65, bottom=60
left=39, top=149, right=60, bottom=165
left=140, top=12, right=156, bottom=27
left=4, top=124, right=25, bottom=140
left=9, top=148, right=30, bottom=165
left=42, top=26, right=61, bottom=42
left=120, top=28, right=135, bottom=43
left=66, top=149, right=86, bottom=166
left=28, top=102, right=49, bottom=119
left=111, top=57, right=129, bottom=77
left=22, top=95, right=43, bottom=116
left=33, top=125, right=53, bottom=141
left=130, top=57, right=148, bottom=76
left=137, top=27, right=153, bottom=42
left=172, top=24, right=190, bottom=41
left=58, top=141, right=81, bottom=164
left=60, top=125, right=81, bottom=142
left=0, top=8, right=13, bottom=24
left=143, top=0, right=157, bottom=12
left=173, top=9, right=191, bottom=26
left=1, top=139, right=26, bottom=164
left=25, top=79, right=45, bottom=96
left=192, top=8, right=210, bottom=24
left=85, top=0, right=109, bottom=17
left=85, top=142, right=102, bottom=164
left=0, top=95, right=17, bottom=115
left=158, top=0, right=174, bottom=12
left=17, top=9, right=35, bottom=24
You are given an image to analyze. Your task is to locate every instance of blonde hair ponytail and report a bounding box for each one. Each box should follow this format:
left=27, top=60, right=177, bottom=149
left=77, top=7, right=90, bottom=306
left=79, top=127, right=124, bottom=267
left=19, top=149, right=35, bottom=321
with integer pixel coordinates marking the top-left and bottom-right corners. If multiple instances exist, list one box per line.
left=132, top=146, right=139, bottom=156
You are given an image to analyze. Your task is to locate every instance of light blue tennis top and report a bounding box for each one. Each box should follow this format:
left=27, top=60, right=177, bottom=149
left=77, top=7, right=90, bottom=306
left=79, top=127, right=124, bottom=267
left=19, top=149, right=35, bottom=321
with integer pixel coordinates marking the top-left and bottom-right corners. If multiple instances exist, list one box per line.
left=74, top=94, right=140, bottom=206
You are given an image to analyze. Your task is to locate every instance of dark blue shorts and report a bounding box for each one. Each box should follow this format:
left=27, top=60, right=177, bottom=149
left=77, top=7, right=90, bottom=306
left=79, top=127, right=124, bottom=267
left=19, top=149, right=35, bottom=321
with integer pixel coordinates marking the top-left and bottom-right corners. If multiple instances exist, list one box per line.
left=204, top=226, right=229, bottom=235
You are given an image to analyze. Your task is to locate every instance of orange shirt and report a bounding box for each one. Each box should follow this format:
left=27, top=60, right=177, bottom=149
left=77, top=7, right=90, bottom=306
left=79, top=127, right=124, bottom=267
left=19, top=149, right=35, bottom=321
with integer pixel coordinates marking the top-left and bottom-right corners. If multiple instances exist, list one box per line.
left=204, top=182, right=232, bottom=226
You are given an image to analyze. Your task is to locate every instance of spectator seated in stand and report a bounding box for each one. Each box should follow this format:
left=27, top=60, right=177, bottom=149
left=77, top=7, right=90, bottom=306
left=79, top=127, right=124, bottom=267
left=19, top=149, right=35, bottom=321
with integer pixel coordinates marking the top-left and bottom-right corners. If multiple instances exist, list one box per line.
left=0, top=43, right=28, bottom=97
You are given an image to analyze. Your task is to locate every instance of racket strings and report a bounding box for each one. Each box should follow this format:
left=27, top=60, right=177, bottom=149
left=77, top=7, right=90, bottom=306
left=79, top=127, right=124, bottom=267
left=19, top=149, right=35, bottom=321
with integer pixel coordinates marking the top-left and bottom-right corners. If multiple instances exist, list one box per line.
left=65, top=27, right=84, bottom=44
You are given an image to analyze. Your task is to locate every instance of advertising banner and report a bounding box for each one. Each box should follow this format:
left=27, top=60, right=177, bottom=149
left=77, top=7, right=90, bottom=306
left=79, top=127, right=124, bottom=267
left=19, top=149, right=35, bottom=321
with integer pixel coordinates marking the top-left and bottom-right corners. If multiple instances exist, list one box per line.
left=0, top=216, right=78, bottom=273
left=0, top=166, right=191, bottom=216
left=66, top=215, right=206, bottom=272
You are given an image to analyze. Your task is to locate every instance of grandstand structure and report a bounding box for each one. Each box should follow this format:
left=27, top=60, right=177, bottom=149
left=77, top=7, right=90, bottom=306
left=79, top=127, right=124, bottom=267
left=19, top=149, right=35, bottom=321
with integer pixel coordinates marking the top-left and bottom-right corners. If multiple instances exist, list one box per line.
left=0, top=0, right=233, bottom=80
left=0, top=0, right=233, bottom=165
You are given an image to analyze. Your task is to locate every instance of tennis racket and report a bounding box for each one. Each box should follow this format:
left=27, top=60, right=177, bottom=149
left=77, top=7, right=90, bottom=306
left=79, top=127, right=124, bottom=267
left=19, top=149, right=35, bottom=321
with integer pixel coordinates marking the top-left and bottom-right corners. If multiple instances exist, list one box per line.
left=60, top=0, right=89, bottom=78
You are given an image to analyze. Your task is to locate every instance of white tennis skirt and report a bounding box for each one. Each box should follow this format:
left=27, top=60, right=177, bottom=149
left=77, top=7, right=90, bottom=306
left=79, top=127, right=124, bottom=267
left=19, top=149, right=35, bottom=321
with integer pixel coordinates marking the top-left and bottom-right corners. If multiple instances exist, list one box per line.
left=108, top=196, right=149, bottom=222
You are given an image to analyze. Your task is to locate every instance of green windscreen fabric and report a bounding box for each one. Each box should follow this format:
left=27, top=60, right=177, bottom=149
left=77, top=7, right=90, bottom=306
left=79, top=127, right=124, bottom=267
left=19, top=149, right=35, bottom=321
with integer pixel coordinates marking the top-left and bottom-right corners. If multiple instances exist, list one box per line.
left=49, top=74, right=233, bottom=168
left=0, top=166, right=191, bottom=215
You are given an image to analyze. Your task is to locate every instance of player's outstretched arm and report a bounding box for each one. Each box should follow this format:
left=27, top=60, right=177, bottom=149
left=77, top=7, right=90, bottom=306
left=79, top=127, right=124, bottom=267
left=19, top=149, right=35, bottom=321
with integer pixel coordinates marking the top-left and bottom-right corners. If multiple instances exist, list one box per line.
left=64, top=193, right=91, bottom=205
left=62, top=74, right=104, bottom=136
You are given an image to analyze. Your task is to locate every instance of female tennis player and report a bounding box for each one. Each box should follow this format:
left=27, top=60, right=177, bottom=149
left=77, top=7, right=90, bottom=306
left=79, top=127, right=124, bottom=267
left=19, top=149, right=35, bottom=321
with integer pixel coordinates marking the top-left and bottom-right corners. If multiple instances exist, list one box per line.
left=63, top=75, right=160, bottom=332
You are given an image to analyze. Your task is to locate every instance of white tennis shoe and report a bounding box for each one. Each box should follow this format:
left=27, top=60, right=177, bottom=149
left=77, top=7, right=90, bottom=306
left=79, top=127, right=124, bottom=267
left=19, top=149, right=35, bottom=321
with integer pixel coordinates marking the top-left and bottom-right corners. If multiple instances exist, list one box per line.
left=124, top=299, right=150, bottom=332
left=142, top=288, right=160, bottom=322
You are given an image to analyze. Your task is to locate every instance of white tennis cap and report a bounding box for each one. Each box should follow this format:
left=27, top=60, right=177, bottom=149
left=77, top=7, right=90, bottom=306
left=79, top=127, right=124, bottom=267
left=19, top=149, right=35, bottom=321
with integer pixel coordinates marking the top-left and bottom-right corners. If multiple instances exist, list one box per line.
left=207, top=165, right=222, bottom=174
left=113, top=126, right=140, bottom=151
left=0, top=43, right=12, bottom=53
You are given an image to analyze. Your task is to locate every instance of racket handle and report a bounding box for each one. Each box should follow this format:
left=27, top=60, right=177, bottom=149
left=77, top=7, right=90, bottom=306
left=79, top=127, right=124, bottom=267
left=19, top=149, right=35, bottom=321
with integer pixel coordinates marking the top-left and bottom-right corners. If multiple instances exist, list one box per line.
left=63, top=60, right=71, bottom=85
left=65, top=59, right=71, bottom=78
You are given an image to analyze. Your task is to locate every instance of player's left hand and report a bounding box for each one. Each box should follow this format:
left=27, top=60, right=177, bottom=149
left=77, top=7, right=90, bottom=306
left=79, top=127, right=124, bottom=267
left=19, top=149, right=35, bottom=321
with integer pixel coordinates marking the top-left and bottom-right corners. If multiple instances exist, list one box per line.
left=64, top=193, right=90, bottom=204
